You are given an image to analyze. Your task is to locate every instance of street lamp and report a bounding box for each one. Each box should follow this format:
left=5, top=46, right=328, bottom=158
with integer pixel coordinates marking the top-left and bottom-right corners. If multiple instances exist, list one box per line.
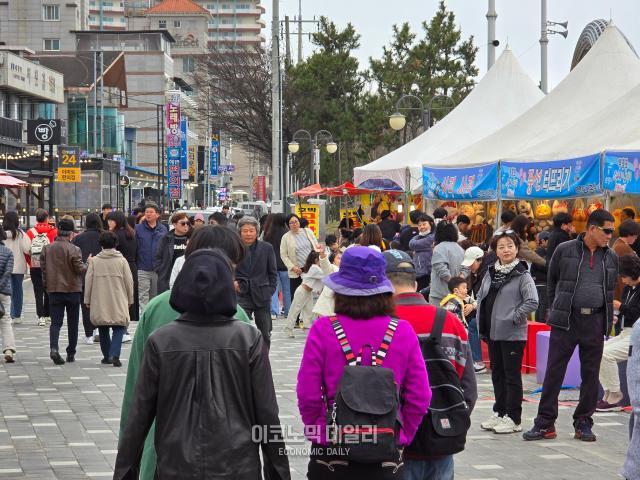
left=287, top=129, right=337, bottom=186
left=388, top=93, right=456, bottom=133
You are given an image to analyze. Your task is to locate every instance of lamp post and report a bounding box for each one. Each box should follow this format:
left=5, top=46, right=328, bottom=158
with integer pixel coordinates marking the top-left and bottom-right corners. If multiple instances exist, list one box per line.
left=388, top=93, right=456, bottom=134
left=287, top=129, right=337, bottom=186
left=540, top=0, right=568, bottom=94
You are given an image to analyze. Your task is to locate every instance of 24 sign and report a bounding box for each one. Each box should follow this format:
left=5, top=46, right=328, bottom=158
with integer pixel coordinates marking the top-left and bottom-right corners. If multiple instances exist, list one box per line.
left=60, top=147, right=78, bottom=166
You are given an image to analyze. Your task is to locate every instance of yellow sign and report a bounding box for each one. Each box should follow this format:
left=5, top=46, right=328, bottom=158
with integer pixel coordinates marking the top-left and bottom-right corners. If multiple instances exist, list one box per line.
left=339, top=208, right=362, bottom=228
left=60, top=149, right=78, bottom=166
left=58, top=167, right=81, bottom=183
left=295, top=203, right=320, bottom=237
left=187, top=146, right=197, bottom=179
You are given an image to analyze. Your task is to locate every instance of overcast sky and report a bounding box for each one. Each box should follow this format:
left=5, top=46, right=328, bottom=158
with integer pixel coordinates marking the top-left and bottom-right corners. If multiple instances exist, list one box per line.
left=266, top=0, right=640, bottom=91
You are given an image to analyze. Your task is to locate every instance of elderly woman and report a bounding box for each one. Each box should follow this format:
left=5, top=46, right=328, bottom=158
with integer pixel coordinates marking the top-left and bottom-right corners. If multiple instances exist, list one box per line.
left=297, top=246, right=430, bottom=479
left=477, top=231, right=538, bottom=434
left=280, top=213, right=318, bottom=297
left=429, top=221, right=465, bottom=306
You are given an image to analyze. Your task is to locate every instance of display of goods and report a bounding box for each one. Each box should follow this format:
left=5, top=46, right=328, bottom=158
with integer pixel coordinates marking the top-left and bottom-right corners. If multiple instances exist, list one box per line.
left=587, top=200, right=603, bottom=215
left=459, top=202, right=476, bottom=221
left=535, top=201, right=552, bottom=219
left=517, top=200, right=534, bottom=219
left=552, top=200, right=568, bottom=215
left=572, top=199, right=588, bottom=233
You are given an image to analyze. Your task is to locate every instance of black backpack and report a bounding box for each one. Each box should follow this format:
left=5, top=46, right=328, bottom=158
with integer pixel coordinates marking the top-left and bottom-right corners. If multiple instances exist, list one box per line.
left=326, top=317, right=400, bottom=464
left=406, top=307, right=471, bottom=457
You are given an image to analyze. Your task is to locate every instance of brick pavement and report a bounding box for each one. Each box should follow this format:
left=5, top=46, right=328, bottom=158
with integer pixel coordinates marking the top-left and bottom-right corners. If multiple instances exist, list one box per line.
left=0, top=285, right=631, bottom=479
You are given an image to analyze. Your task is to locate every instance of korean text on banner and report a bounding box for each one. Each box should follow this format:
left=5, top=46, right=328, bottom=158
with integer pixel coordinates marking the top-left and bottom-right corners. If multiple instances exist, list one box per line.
left=57, top=147, right=81, bottom=183
left=500, top=154, right=601, bottom=199
left=295, top=204, right=320, bottom=237
left=210, top=130, right=220, bottom=177
left=603, top=151, right=640, bottom=194
left=165, top=93, right=181, bottom=147
left=339, top=208, right=362, bottom=228
left=167, top=146, right=182, bottom=199
left=180, top=118, right=188, bottom=180
left=187, top=146, right=197, bottom=180
left=423, top=163, right=498, bottom=201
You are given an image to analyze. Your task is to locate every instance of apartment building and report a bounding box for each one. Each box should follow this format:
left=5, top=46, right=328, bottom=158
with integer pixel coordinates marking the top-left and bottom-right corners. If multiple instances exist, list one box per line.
left=197, top=0, right=265, bottom=48
left=88, top=0, right=127, bottom=30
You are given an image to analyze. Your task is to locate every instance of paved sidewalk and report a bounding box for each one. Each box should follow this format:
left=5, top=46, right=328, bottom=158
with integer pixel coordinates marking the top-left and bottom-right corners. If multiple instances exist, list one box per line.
left=0, top=292, right=631, bottom=478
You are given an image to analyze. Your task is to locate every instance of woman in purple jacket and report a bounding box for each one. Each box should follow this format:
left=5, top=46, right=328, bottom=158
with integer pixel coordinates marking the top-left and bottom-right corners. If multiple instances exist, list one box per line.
left=297, top=246, right=431, bottom=479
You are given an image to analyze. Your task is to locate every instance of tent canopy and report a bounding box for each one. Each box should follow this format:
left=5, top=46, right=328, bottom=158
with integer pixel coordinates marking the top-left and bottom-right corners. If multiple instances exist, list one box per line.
left=0, top=171, right=28, bottom=188
left=354, top=48, right=544, bottom=191
left=291, top=183, right=326, bottom=197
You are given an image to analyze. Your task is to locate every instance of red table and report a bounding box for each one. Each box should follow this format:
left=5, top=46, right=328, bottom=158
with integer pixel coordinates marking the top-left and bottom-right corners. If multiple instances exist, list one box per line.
left=480, top=321, right=550, bottom=373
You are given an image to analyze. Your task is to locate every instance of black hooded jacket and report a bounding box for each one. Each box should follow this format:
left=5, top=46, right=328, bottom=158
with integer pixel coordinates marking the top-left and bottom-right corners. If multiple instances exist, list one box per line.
left=114, top=250, right=290, bottom=480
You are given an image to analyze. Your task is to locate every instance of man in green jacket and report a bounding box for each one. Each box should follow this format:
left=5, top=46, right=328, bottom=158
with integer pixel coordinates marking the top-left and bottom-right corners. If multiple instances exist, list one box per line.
left=118, top=226, right=252, bottom=480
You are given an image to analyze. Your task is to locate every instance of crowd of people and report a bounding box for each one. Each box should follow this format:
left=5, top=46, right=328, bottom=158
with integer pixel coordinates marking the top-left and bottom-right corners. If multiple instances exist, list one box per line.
left=0, top=202, right=637, bottom=479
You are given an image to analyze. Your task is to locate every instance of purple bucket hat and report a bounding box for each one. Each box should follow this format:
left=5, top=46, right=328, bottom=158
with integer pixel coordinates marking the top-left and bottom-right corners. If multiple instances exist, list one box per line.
left=322, top=246, right=394, bottom=296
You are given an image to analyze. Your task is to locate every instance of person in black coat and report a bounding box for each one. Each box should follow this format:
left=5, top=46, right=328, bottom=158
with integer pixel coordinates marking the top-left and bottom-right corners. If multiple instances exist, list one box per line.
left=154, top=212, right=191, bottom=294
left=235, top=216, right=277, bottom=346
left=72, top=213, right=102, bottom=343
left=545, top=212, right=574, bottom=264
left=378, top=209, right=401, bottom=242
left=107, top=211, right=139, bottom=323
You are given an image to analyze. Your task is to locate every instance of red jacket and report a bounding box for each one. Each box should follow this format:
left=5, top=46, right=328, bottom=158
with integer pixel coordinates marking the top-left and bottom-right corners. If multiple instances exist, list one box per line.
left=25, top=222, right=58, bottom=268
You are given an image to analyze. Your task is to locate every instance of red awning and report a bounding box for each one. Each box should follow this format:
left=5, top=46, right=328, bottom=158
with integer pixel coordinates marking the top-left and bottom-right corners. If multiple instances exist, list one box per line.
left=291, top=183, right=326, bottom=197
left=0, top=171, right=28, bottom=188
left=324, top=181, right=373, bottom=197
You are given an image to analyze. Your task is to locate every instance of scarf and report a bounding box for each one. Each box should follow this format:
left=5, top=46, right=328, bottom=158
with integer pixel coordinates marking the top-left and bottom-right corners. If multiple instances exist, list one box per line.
left=490, top=258, right=520, bottom=290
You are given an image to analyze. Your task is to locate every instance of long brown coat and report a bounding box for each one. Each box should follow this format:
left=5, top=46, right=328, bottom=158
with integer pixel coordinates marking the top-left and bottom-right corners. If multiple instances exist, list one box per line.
left=84, top=249, right=134, bottom=327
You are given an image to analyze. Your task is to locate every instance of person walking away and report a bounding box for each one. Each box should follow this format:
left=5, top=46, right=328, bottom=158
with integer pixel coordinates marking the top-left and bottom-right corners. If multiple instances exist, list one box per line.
left=40, top=218, right=87, bottom=365
left=235, top=217, right=277, bottom=346
left=297, top=246, right=430, bottom=479
left=135, top=203, right=167, bottom=312
left=383, top=249, right=477, bottom=480
left=280, top=213, right=318, bottom=298
left=115, top=249, right=291, bottom=480
left=108, top=211, right=139, bottom=327
left=460, top=246, right=487, bottom=373
left=72, top=213, right=102, bottom=345
left=119, top=226, right=252, bottom=480
left=154, top=211, right=190, bottom=294
left=0, top=226, right=15, bottom=363
left=623, top=313, right=640, bottom=480
left=262, top=213, right=292, bottom=318
left=545, top=212, right=574, bottom=264
left=597, top=254, right=640, bottom=411
left=409, top=214, right=435, bottom=292
left=84, top=232, right=133, bottom=367
left=476, top=231, right=538, bottom=434
left=378, top=209, right=401, bottom=243
left=3, top=212, right=30, bottom=325
left=429, top=221, right=465, bottom=306
left=283, top=248, right=328, bottom=337
left=440, top=277, right=470, bottom=328
left=26, top=208, right=57, bottom=326
left=359, top=223, right=388, bottom=251
left=398, top=209, right=422, bottom=252
left=524, top=209, right=618, bottom=442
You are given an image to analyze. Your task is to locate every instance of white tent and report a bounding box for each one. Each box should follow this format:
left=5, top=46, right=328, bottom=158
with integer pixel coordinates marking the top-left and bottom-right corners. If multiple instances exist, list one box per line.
left=436, top=25, right=640, bottom=168
left=353, top=48, right=543, bottom=192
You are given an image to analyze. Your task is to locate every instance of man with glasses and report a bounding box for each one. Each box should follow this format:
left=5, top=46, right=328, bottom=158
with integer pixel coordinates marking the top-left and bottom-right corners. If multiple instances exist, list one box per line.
left=155, top=212, right=191, bottom=295
left=524, top=209, right=618, bottom=442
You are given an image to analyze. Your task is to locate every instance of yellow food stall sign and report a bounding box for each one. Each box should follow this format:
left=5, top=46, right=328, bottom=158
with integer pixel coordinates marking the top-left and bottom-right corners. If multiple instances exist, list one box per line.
left=58, top=167, right=81, bottom=183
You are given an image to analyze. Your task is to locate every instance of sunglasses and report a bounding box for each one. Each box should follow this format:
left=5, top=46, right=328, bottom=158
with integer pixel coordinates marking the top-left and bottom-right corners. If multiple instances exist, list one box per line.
left=177, top=221, right=190, bottom=226
left=595, top=226, right=614, bottom=235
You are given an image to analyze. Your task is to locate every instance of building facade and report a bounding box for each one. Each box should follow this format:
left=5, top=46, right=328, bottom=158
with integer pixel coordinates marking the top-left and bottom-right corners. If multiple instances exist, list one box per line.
left=88, top=0, right=127, bottom=30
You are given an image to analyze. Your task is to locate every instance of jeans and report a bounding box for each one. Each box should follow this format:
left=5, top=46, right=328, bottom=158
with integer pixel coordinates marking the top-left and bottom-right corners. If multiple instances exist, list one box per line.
left=30, top=268, right=49, bottom=318
left=271, top=270, right=291, bottom=316
left=138, top=270, right=158, bottom=314
left=535, top=312, right=605, bottom=428
left=10, top=274, right=24, bottom=319
left=404, top=456, right=454, bottom=480
left=49, top=292, right=81, bottom=356
left=0, top=294, right=15, bottom=352
left=97, top=325, right=125, bottom=359
left=240, top=301, right=272, bottom=347
left=488, top=339, right=526, bottom=424
left=466, top=313, right=483, bottom=363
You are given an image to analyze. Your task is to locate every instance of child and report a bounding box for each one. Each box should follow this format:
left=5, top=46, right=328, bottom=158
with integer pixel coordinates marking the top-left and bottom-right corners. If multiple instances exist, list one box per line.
left=440, top=276, right=471, bottom=328
left=284, top=249, right=325, bottom=337
left=311, top=251, right=342, bottom=319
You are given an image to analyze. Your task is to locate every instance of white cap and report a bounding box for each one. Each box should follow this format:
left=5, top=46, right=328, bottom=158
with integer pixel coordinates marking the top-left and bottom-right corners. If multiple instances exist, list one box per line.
left=461, top=246, right=484, bottom=267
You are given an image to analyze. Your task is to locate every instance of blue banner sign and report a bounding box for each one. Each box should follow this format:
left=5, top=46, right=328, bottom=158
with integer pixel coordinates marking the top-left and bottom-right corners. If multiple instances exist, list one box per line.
left=500, top=154, right=601, bottom=199
left=423, top=163, right=498, bottom=200
left=180, top=118, right=188, bottom=179
left=210, top=130, right=220, bottom=177
left=167, top=146, right=182, bottom=199
left=603, top=151, right=640, bottom=194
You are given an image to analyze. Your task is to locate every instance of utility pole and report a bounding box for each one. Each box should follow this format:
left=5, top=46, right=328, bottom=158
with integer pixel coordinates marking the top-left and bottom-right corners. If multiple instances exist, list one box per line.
left=99, top=51, right=104, bottom=154
left=540, top=0, right=549, bottom=94
left=297, top=0, right=303, bottom=63
left=93, top=51, right=98, bottom=155
left=284, top=16, right=291, bottom=66
left=271, top=0, right=281, bottom=203
left=487, top=0, right=497, bottom=69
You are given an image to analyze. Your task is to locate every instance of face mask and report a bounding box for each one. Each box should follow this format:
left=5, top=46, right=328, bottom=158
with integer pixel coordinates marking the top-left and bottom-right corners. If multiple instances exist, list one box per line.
left=418, top=230, right=430, bottom=236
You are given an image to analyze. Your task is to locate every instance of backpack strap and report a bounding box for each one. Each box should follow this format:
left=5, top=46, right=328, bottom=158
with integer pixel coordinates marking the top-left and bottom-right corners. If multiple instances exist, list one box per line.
left=429, top=307, right=448, bottom=345
left=330, top=316, right=357, bottom=366
left=374, top=318, right=399, bottom=366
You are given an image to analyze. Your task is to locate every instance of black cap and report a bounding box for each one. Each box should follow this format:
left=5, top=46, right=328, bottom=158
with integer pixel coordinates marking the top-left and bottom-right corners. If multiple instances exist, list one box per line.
left=383, top=249, right=415, bottom=274
left=58, top=218, right=75, bottom=233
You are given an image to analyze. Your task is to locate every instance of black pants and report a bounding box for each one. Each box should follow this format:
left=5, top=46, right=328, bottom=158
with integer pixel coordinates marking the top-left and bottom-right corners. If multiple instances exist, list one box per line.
left=49, top=292, right=81, bottom=356
left=240, top=301, right=272, bottom=347
left=488, top=339, right=526, bottom=424
left=289, top=276, right=302, bottom=297
left=307, top=446, right=403, bottom=480
left=416, top=275, right=430, bottom=292
left=30, top=268, right=49, bottom=318
left=535, top=312, right=605, bottom=428
left=129, top=263, right=139, bottom=322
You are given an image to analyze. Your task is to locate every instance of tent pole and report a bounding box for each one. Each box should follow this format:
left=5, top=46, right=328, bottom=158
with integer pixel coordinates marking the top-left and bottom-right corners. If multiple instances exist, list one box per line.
left=495, top=161, right=502, bottom=230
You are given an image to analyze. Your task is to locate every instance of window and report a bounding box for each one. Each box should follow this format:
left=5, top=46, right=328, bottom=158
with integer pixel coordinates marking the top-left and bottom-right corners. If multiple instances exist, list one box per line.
left=183, top=57, right=195, bottom=73
left=158, top=19, right=166, bottom=29
left=43, top=39, right=60, bottom=51
left=42, top=4, right=60, bottom=21
left=236, top=3, right=250, bottom=9
left=174, top=20, right=181, bottom=28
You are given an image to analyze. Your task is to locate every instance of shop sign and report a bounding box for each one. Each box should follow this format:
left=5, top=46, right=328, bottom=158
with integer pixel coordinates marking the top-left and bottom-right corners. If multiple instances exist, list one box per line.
left=500, top=154, right=601, bottom=199
left=165, top=93, right=181, bottom=147
left=167, top=146, right=182, bottom=199
left=180, top=118, right=188, bottom=179
left=423, top=163, right=498, bottom=200
left=295, top=203, right=320, bottom=237
left=252, top=175, right=266, bottom=202
left=27, top=119, right=62, bottom=145
left=210, top=130, right=220, bottom=177
left=58, top=167, right=81, bottom=183
left=187, top=146, right=197, bottom=179
left=603, top=151, right=640, bottom=194
left=339, top=208, right=362, bottom=228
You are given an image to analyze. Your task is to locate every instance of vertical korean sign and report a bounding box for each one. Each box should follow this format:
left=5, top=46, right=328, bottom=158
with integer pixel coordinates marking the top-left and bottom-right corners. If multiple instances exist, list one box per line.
left=210, top=130, right=220, bottom=179
left=166, top=93, right=181, bottom=199
left=187, top=146, right=197, bottom=181
left=180, top=117, right=188, bottom=180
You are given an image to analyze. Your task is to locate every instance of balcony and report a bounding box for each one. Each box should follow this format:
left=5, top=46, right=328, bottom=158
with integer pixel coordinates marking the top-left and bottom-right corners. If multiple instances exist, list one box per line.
left=0, top=117, right=23, bottom=143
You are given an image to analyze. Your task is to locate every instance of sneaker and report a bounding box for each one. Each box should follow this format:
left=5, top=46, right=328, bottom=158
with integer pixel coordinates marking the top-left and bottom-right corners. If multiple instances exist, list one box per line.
left=493, top=416, right=522, bottom=434
left=3, top=349, right=15, bottom=363
left=112, top=357, right=122, bottom=367
left=523, top=424, right=557, bottom=441
left=83, top=336, right=94, bottom=345
left=37, top=317, right=46, bottom=327
left=101, top=357, right=113, bottom=365
left=596, top=399, right=623, bottom=412
left=574, top=419, right=596, bottom=442
left=474, top=362, right=487, bottom=373
left=122, top=334, right=132, bottom=343
left=44, top=317, right=51, bottom=325
left=50, top=349, right=65, bottom=365
left=66, top=354, right=75, bottom=363
left=480, top=413, right=502, bottom=431
left=12, top=317, right=22, bottom=325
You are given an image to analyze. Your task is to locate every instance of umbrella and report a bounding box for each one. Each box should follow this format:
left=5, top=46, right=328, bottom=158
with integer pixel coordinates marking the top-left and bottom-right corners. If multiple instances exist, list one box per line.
left=291, top=183, right=326, bottom=197
left=0, top=171, right=28, bottom=187
left=324, top=181, right=373, bottom=197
